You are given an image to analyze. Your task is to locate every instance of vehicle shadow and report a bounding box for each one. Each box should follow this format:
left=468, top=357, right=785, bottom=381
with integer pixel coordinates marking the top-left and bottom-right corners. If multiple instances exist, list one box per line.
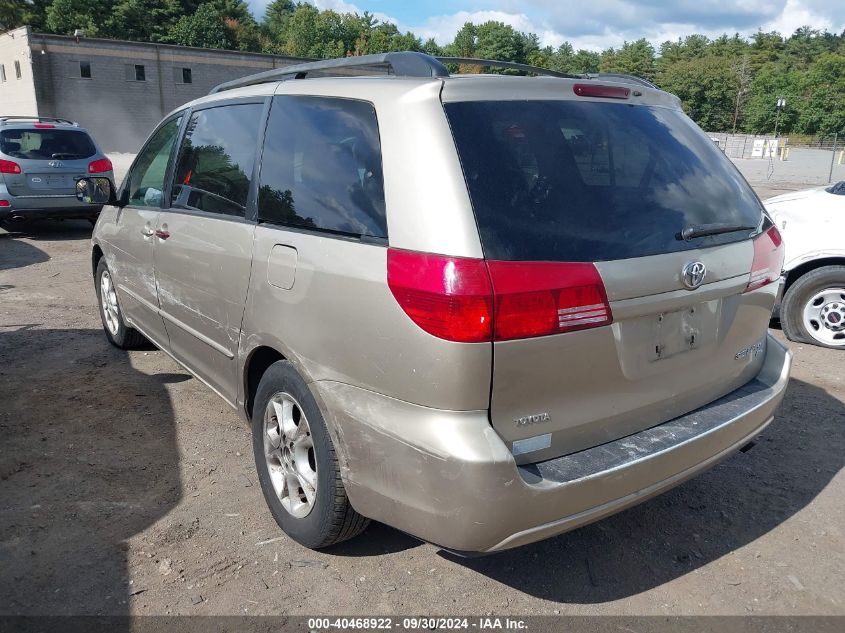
left=441, top=377, right=844, bottom=603
left=0, top=327, right=181, bottom=619
left=0, top=235, right=50, bottom=272
left=0, top=218, right=93, bottom=242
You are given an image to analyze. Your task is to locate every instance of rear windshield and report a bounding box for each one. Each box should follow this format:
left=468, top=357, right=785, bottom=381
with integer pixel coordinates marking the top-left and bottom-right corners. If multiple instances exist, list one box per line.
left=444, top=100, right=764, bottom=262
left=0, top=129, right=96, bottom=160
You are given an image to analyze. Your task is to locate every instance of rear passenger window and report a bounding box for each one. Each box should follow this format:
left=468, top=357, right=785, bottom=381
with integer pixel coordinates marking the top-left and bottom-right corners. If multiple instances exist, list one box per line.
left=172, top=103, right=264, bottom=217
left=258, top=96, right=386, bottom=239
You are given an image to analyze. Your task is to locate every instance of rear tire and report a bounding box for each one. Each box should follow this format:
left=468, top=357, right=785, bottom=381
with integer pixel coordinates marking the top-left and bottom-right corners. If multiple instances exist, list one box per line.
left=95, top=259, right=147, bottom=349
left=252, top=360, right=369, bottom=548
left=781, top=265, right=845, bottom=349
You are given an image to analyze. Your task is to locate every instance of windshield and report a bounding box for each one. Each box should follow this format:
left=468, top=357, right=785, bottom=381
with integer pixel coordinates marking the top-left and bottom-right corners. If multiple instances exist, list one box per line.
left=1, top=129, right=96, bottom=160
left=444, top=100, right=764, bottom=262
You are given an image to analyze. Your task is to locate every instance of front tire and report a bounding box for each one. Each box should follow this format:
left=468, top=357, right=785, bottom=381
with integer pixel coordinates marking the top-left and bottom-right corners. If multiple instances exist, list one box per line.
left=252, top=361, right=369, bottom=548
left=781, top=265, right=845, bottom=349
left=95, top=259, right=147, bottom=349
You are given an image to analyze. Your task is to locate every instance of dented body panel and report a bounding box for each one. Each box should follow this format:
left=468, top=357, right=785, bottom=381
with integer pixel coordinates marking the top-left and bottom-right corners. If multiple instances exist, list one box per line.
left=91, top=69, right=792, bottom=552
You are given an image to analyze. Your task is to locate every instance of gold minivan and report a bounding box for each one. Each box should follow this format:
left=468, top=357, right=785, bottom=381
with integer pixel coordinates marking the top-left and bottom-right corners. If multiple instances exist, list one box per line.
left=82, top=52, right=791, bottom=553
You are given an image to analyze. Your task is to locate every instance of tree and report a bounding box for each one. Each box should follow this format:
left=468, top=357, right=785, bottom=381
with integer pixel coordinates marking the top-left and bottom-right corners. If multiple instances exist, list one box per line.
left=742, top=63, right=802, bottom=133
left=278, top=3, right=319, bottom=57
left=475, top=21, right=520, bottom=68
left=658, top=55, right=740, bottom=130
left=45, top=0, right=108, bottom=35
left=797, top=52, right=845, bottom=135
left=607, top=38, right=656, bottom=81
left=104, top=0, right=182, bottom=42
left=262, top=0, right=295, bottom=38
left=165, top=2, right=232, bottom=49
left=571, top=49, right=600, bottom=73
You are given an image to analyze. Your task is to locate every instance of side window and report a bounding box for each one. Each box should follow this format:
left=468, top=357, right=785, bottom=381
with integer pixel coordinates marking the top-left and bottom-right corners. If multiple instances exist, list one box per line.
left=127, top=116, right=182, bottom=208
left=171, top=103, right=264, bottom=218
left=257, top=96, right=386, bottom=238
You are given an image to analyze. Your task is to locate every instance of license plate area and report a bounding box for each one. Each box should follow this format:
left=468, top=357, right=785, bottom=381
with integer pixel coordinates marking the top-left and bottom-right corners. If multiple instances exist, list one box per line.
left=650, top=301, right=719, bottom=361
left=28, top=173, right=78, bottom=190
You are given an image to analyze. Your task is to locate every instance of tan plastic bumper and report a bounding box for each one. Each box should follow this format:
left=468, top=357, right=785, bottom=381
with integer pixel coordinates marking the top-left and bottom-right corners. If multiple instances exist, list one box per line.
left=314, top=333, right=792, bottom=553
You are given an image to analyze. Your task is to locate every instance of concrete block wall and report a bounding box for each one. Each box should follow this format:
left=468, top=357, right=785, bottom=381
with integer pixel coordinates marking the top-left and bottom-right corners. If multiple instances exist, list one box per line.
left=4, top=29, right=309, bottom=152
left=0, top=27, right=40, bottom=117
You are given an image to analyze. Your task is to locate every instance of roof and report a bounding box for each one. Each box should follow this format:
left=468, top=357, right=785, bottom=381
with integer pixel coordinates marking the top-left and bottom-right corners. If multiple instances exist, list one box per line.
left=0, top=116, right=81, bottom=128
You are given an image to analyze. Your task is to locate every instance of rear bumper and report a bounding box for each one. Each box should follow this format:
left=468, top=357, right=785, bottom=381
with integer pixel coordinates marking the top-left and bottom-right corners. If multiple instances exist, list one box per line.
left=0, top=199, right=102, bottom=221
left=0, top=181, right=108, bottom=221
left=315, top=333, right=792, bottom=553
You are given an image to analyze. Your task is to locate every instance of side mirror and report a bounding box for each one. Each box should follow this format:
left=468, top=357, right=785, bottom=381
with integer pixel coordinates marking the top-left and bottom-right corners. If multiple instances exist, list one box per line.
left=76, top=177, right=119, bottom=205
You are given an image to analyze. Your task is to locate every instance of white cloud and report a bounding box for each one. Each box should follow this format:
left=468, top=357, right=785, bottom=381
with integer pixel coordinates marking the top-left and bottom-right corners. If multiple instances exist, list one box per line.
left=246, top=0, right=845, bottom=51
left=760, top=0, right=838, bottom=35
left=312, top=0, right=397, bottom=25
left=410, top=10, right=566, bottom=47
left=408, top=0, right=845, bottom=51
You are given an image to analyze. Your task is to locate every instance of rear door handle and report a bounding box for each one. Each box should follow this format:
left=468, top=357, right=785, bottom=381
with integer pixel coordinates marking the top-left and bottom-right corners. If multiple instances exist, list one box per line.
left=155, top=229, right=171, bottom=240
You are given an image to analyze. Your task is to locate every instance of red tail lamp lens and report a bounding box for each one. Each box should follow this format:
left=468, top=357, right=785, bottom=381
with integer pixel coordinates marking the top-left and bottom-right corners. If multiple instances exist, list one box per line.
left=487, top=261, right=612, bottom=340
left=388, top=249, right=612, bottom=342
left=746, top=225, right=784, bottom=292
left=0, top=159, right=22, bottom=174
left=88, top=158, right=113, bottom=174
left=387, top=249, right=493, bottom=343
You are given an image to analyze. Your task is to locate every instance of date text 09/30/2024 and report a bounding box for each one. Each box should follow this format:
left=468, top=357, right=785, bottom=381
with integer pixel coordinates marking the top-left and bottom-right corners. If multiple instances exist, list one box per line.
left=308, top=617, right=528, bottom=630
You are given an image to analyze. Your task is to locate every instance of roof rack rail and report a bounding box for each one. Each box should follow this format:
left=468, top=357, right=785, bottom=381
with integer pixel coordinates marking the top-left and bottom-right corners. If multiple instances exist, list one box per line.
left=436, top=57, right=580, bottom=79
left=210, top=51, right=449, bottom=94
left=0, top=115, right=78, bottom=126
left=209, top=51, right=659, bottom=95
left=581, top=73, right=658, bottom=89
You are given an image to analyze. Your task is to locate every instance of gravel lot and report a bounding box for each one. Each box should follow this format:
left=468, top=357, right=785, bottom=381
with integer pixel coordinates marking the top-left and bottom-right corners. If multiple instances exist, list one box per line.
left=0, top=173, right=843, bottom=618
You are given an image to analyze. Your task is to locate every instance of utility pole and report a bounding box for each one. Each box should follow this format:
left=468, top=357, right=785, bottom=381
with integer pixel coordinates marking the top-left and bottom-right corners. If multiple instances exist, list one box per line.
left=773, top=97, right=786, bottom=137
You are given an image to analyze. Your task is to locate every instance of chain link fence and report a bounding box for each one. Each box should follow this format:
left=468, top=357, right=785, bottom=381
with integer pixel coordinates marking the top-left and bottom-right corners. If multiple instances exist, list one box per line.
left=707, top=132, right=845, bottom=194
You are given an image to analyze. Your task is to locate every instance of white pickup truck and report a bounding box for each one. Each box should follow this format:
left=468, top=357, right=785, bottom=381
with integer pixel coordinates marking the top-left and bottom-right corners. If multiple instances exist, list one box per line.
left=765, top=181, right=845, bottom=349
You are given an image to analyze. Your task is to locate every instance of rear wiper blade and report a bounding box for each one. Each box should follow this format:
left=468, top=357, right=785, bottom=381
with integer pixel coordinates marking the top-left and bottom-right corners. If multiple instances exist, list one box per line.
left=51, top=153, right=84, bottom=159
left=676, top=223, right=757, bottom=241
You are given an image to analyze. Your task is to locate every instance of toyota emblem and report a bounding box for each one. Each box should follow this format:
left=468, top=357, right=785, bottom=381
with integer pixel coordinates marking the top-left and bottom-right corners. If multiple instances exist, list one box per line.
left=682, top=261, right=707, bottom=290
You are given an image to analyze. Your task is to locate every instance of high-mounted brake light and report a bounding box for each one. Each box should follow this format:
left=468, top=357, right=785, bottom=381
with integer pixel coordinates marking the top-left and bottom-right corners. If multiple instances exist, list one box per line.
left=0, top=159, right=22, bottom=174
left=33, top=123, right=55, bottom=128
left=745, top=225, right=784, bottom=292
left=573, top=83, right=630, bottom=99
left=387, top=249, right=613, bottom=343
left=88, top=158, right=113, bottom=174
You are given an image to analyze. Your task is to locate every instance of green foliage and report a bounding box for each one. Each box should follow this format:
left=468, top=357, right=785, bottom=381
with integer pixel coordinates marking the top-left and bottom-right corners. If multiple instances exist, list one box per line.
left=164, top=2, right=232, bottom=49
left=45, top=0, right=107, bottom=35
left=13, top=1, right=845, bottom=135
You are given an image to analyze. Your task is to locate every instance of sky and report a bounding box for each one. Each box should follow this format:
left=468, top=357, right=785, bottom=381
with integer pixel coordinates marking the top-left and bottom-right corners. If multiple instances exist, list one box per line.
left=243, top=0, right=845, bottom=51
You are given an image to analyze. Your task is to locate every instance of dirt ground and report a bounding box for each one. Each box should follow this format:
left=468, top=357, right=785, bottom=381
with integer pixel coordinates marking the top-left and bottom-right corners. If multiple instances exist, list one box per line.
left=1, top=183, right=844, bottom=618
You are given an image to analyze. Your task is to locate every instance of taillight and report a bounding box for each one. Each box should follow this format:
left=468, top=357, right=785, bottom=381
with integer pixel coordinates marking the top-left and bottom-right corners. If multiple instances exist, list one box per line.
left=573, top=83, right=630, bottom=99
left=746, top=225, right=784, bottom=292
left=387, top=248, right=612, bottom=343
left=487, top=261, right=612, bottom=340
left=88, top=158, right=113, bottom=173
left=0, top=200, right=10, bottom=207
left=387, top=249, right=493, bottom=343
left=0, top=159, right=22, bottom=174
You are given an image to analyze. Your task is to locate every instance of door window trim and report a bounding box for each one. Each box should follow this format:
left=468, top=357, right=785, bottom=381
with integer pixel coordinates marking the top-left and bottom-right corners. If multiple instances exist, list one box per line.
left=164, top=96, right=270, bottom=225
left=121, top=111, right=187, bottom=209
